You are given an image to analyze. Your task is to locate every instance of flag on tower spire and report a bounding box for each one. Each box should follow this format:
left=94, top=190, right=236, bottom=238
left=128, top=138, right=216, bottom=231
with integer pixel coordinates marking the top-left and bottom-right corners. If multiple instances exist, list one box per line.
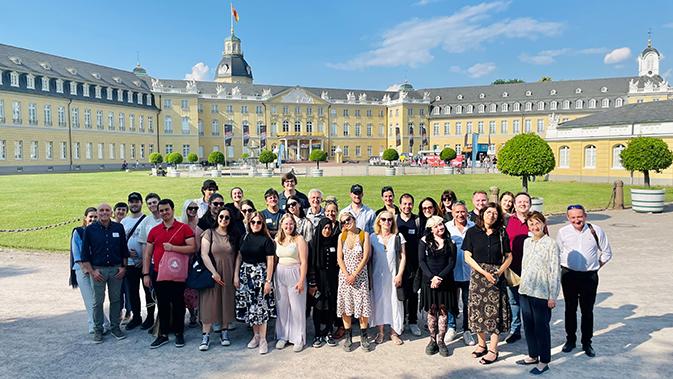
left=231, top=3, right=239, bottom=23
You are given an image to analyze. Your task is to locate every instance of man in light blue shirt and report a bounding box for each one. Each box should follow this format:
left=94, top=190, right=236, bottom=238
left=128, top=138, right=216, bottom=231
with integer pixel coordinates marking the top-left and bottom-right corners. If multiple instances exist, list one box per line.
left=444, top=201, right=475, bottom=346
left=341, top=184, right=375, bottom=234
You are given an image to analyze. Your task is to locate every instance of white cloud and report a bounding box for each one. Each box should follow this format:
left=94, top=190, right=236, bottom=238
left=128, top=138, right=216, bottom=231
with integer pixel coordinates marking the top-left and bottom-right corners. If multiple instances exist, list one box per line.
left=185, top=62, right=210, bottom=81
left=449, top=65, right=462, bottom=73
left=386, top=83, right=402, bottom=91
left=328, top=1, right=563, bottom=70
left=604, top=47, right=631, bottom=64
left=519, top=47, right=607, bottom=65
left=467, top=62, right=496, bottom=78
left=414, top=0, right=442, bottom=5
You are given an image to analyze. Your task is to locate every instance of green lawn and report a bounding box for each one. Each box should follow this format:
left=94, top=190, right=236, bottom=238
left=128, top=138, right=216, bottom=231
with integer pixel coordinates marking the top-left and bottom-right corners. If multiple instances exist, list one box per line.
left=0, top=171, right=671, bottom=252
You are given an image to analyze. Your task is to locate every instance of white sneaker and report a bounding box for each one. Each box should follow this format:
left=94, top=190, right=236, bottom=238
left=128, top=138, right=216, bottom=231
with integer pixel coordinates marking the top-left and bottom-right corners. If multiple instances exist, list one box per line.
left=220, top=330, right=231, bottom=346
left=199, top=334, right=210, bottom=351
left=463, top=331, right=476, bottom=346
left=276, top=339, right=287, bottom=349
left=247, top=334, right=260, bottom=349
left=444, top=327, right=456, bottom=344
left=259, top=339, right=268, bottom=355
left=409, top=323, right=422, bottom=337
left=293, top=343, right=304, bottom=352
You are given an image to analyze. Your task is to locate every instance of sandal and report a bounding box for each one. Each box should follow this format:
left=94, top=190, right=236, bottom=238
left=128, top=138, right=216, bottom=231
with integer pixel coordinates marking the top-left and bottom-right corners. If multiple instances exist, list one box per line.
left=374, top=333, right=384, bottom=344
left=390, top=334, right=404, bottom=345
left=479, top=350, right=499, bottom=365
left=471, top=345, right=488, bottom=358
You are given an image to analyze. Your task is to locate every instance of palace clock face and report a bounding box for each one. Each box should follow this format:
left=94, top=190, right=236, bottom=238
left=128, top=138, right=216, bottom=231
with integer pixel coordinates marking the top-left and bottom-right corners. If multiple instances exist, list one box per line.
left=219, top=64, right=230, bottom=74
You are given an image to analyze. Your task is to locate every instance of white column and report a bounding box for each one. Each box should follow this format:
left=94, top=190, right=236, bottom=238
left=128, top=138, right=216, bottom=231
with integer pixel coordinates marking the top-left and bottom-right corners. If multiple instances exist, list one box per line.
left=284, top=139, right=288, bottom=161
left=309, top=139, right=313, bottom=155
left=296, top=139, right=300, bottom=160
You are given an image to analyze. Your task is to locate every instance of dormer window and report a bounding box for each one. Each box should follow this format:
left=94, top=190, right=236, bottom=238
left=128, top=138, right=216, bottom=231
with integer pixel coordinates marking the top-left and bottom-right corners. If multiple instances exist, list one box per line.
left=525, top=102, right=533, bottom=111
left=83, top=84, right=90, bottom=97
left=435, top=96, right=441, bottom=101
left=66, top=67, right=77, bottom=75
left=56, top=79, right=64, bottom=93
left=127, top=91, right=134, bottom=103
left=133, top=80, right=141, bottom=87
left=91, top=72, right=101, bottom=80
left=41, top=77, right=50, bottom=91
left=39, top=62, right=51, bottom=71
left=478, top=104, right=485, bottom=113
left=467, top=104, right=474, bottom=113
left=502, top=103, right=509, bottom=112
left=550, top=89, right=557, bottom=95
left=601, top=86, right=608, bottom=93
left=502, top=92, right=508, bottom=97
left=70, top=82, right=78, bottom=95
left=479, top=93, right=485, bottom=99
left=513, top=102, right=521, bottom=112
left=575, top=88, right=582, bottom=94
left=26, top=74, right=35, bottom=89
left=525, top=90, right=532, bottom=96
left=10, top=71, right=20, bottom=87
left=457, top=94, right=463, bottom=100
left=117, top=89, right=124, bottom=102
left=137, top=93, right=143, bottom=105
left=113, top=77, right=122, bottom=84
left=95, top=86, right=102, bottom=99
left=106, top=87, right=113, bottom=101
left=9, top=56, right=22, bottom=65
left=489, top=103, right=497, bottom=112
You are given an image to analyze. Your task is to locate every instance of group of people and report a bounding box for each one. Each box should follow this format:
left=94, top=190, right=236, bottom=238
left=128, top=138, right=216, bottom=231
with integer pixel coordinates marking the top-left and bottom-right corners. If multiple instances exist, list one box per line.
left=70, top=172, right=613, bottom=375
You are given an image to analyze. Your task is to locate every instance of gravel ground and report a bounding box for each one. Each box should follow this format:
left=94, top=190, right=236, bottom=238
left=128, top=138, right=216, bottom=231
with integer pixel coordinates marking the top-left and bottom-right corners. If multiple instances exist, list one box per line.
left=1, top=208, right=672, bottom=379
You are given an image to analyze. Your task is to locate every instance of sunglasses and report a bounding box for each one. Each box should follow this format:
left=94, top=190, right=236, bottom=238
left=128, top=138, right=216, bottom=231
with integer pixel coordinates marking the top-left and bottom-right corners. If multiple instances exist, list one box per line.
left=187, top=207, right=199, bottom=211
left=380, top=217, right=393, bottom=222
left=250, top=220, right=263, bottom=225
left=241, top=208, right=254, bottom=213
left=340, top=218, right=353, bottom=226
left=212, top=202, right=225, bottom=207
left=287, top=202, right=298, bottom=208
left=422, top=206, right=434, bottom=211
left=567, top=204, right=585, bottom=211
left=218, top=215, right=230, bottom=220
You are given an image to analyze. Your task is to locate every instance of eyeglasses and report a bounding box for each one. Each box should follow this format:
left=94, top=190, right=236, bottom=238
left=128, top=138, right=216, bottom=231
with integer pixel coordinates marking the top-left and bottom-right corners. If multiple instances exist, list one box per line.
left=380, top=217, right=393, bottom=223
left=212, top=202, right=225, bottom=207
left=250, top=220, right=263, bottom=225
left=567, top=204, right=585, bottom=211
left=284, top=180, right=295, bottom=185
left=241, top=208, right=254, bottom=213
left=218, top=215, right=231, bottom=220
left=287, top=202, right=298, bottom=208
left=187, top=207, right=199, bottom=211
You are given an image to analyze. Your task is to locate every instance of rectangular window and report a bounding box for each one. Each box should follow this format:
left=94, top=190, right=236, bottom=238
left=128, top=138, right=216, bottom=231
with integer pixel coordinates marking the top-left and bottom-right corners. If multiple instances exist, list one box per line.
left=181, top=117, right=190, bottom=135
left=10, top=72, right=19, bottom=87
left=256, top=105, right=263, bottom=114
left=42, top=77, right=50, bottom=92
left=98, top=143, right=104, bottom=160
left=433, top=123, right=440, bottom=136
left=444, top=122, right=450, bottom=136
left=28, top=103, right=37, bottom=125
left=354, top=123, right=361, bottom=137
left=295, top=106, right=301, bottom=115
left=242, top=105, right=248, bottom=114
left=455, top=122, right=462, bottom=135
left=83, top=84, right=90, bottom=97
left=109, top=143, right=115, bottom=159
left=86, top=142, right=92, bottom=160
left=164, top=99, right=172, bottom=108
left=129, top=144, right=135, bottom=161
left=210, top=104, right=218, bottom=113
left=118, top=113, right=125, bottom=131
left=0, top=100, right=4, bottom=123
left=56, top=79, right=64, bottom=93
left=30, top=141, right=39, bottom=160
left=466, top=121, right=472, bottom=134
left=355, top=145, right=361, bottom=156
left=148, top=116, right=154, bottom=133
left=0, top=140, right=7, bottom=160
left=12, top=101, right=22, bottom=124
left=181, top=99, right=189, bottom=110
left=84, top=109, right=91, bottom=129
left=96, top=111, right=103, bottom=129
left=70, top=82, right=78, bottom=95
left=73, top=142, right=80, bottom=160
left=366, top=124, right=372, bottom=137
left=61, top=142, right=68, bottom=160
left=407, top=108, right=413, bottom=116
left=513, top=120, right=520, bottom=134
left=524, top=119, right=531, bottom=133
left=330, top=123, right=337, bottom=136
left=226, top=105, right=233, bottom=113
left=140, top=144, right=145, bottom=160
left=489, top=121, right=496, bottom=134
left=343, top=124, right=350, bottom=137
left=477, top=121, right=484, bottom=134
left=355, top=109, right=360, bottom=118
left=165, top=144, right=173, bottom=154
left=379, top=125, right=385, bottom=137
left=139, top=115, right=144, bottom=133
left=211, top=120, right=220, bottom=136
left=129, top=114, right=135, bottom=132
left=198, top=120, right=204, bottom=136
left=127, top=92, right=133, bottom=104
left=536, top=119, right=544, bottom=134
left=182, top=144, right=190, bottom=157
left=164, top=116, right=173, bottom=134
left=14, top=140, right=24, bottom=160
left=46, top=141, right=53, bottom=160
left=58, top=107, right=66, bottom=127
left=270, top=122, right=277, bottom=137
left=137, top=93, right=143, bottom=105
left=108, top=112, right=114, bottom=130
left=119, top=144, right=126, bottom=160
left=500, top=120, right=507, bottom=134
left=343, top=146, right=349, bottom=157
left=26, top=75, right=35, bottom=89
left=71, top=108, right=79, bottom=128
left=343, top=109, right=349, bottom=117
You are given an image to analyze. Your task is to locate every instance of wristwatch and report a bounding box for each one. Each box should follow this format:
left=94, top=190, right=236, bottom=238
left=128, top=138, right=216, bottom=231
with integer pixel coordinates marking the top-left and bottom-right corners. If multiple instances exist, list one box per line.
left=265, top=279, right=272, bottom=284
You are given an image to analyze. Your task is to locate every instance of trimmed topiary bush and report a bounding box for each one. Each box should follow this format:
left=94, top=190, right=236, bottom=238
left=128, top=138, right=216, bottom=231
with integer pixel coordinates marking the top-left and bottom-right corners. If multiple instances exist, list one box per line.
left=309, top=149, right=327, bottom=169
left=439, top=147, right=457, bottom=163
left=497, top=133, right=555, bottom=192
left=187, top=152, right=199, bottom=163
left=208, top=151, right=225, bottom=166
left=382, top=148, right=399, bottom=164
left=148, top=152, right=163, bottom=168
left=259, top=149, right=277, bottom=169
left=620, top=136, right=673, bottom=187
left=165, top=152, right=183, bottom=166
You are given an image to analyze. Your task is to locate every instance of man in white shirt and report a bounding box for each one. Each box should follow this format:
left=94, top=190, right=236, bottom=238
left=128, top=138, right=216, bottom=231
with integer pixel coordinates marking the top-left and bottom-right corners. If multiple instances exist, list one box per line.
left=306, top=189, right=325, bottom=228
left=120, top=192, right=147, bottom=330
left=136, top=192, right=163, bottom=330
left=341, top=184, right=375, bottom=234
left=556, top=204, right=612, bottom=357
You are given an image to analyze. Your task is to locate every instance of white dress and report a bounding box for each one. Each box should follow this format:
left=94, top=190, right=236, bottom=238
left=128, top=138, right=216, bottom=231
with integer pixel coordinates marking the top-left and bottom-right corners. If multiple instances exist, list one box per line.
left=369, top=232, right=405, bottom=335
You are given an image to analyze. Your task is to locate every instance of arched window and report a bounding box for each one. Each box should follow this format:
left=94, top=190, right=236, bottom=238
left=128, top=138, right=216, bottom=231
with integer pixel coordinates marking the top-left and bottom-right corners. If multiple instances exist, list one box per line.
left=478, top=104, right=485, bottom=113
left=537, top=101, right=545, bottom=111
left=589, top=99, right=597, bottom=108
left=444, top=105, right=451, bottom=115
left=559, top=146, right=570, bottom=168
left=584, top=145, right=596, bottom=168
left=550, top=101, right=558, bottom=110
left=294, top=120, right=301, bottom=133
left=282, top=120, right=289, bottom=133
left=489, top=103, right=497, bottom=112
left=467, top=104, right=474, bottom=113
left=525, top=102, right=533, bottom=111
left=513, top=102, right=521, bottom=111
left=502, top=103, right=509, bottom=112
left=602, top=98, right=610, bottom=108
left=575, top=99, right=584, bottom=109
left=612, top=144, right=625, bottom=169
left=615, top=98, right=624, bottom=107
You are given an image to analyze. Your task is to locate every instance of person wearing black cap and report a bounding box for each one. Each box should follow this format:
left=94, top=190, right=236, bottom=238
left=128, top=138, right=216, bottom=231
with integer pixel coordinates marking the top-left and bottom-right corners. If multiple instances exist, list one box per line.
left=375, top=186, right=400, bottom=216
left=186, top=179, right=219, bottom=219
left=261, top=188, right=285, bottom=238
left=341, top=184, right=375, bottom=234
left=120, top=192, right=148, bottom=330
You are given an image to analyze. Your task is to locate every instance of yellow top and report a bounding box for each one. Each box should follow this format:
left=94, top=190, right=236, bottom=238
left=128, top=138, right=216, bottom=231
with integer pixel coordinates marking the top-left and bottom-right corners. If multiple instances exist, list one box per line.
left=276, top=241, right=299, bottom=265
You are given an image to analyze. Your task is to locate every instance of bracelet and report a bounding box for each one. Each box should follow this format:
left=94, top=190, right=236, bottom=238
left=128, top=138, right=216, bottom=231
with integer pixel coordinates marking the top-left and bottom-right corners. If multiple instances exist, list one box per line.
left=142, top=273, right=150, bottom=277
left=265, top=279, right=272, bottom=284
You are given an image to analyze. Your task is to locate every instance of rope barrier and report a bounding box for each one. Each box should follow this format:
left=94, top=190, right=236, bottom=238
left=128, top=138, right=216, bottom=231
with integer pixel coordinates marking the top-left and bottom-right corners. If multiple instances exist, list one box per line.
left=0, top=217, right=80, bottom=233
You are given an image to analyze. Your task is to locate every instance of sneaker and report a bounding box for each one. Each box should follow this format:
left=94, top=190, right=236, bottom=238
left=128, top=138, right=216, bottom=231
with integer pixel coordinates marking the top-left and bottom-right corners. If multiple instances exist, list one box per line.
left=409, top=323, right=422, bottom=337
left=199, top=334, right=210, bottom=351
left=325, top=334, right=337, bottom=347
left=293, top=343, right=304, bottom=352
left=175, top=334, right=185, bottom=348
left=259, top=338, right=268, bottom=355
left=150, top=335, right=169, bottom=349
left=125, top=318, right=142, bottom=331
left=140, top=317, right=154, bottom=331
left=444, top=327, right=456, bottom=344
left=463, top=331, right=476, bottom=346
left=110, top=328, right=127, bottom=341
left=276, top=339, right=287, bottom=350
left=93, top=331, right=104, bottom=344
left=220, top=330, right=231, bottom=346
left=425, top=339, right=439, bottom=355
left=312, top=336, right=325, bottom=348
left=247, top=335, right=260, bottom=349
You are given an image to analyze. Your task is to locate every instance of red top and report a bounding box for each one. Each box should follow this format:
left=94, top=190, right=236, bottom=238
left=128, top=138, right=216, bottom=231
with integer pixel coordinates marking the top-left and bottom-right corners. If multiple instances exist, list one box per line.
left=505, top=215, right=529, bottom=276
left=147, top=220, right=195, bottom=272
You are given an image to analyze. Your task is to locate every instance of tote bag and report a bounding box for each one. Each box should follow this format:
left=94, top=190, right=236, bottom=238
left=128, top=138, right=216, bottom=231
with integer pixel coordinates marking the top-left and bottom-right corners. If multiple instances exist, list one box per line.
left=157, top=225, right=190, bottom=282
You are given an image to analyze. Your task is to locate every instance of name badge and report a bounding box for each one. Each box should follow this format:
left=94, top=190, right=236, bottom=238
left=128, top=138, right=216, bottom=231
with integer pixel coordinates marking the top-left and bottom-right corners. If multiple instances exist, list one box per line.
left=266, top=218, right=272, bottom=223
left=329, top=247, right=336, bottom=252
left=408, top=229, right=416, bottom=235
left=112, top=232, right=120, bottom=238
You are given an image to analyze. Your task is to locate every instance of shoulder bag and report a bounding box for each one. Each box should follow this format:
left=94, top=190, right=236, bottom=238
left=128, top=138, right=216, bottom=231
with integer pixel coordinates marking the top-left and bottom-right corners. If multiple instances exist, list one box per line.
left=186, top=230, right=216, bottom=289
left=157, top=224, right=191, bottom=282
left=500, top=229, right=521, bottom=287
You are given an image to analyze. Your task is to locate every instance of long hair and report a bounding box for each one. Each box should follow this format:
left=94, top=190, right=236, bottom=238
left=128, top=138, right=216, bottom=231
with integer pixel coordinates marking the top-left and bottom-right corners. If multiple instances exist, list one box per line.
left=373, top=210, right=398, bottom=235
left=422, top=222, right=450, bottom=255
left=418, top=197, right=442, bottom=230
left=284, top=195, right=306, bottom=218
left=181, top=201, right=198, bottom=223
left=440, top=189, right=457, bottom=211
left=82, top=207, right=97, bottom=227
left=499, top=191, right=515, bottom=214
left=247, top=211, right=271, bottom=239
left=275, top=213, right=298, bottom=244
left=474, top=202, right=505, bottom=231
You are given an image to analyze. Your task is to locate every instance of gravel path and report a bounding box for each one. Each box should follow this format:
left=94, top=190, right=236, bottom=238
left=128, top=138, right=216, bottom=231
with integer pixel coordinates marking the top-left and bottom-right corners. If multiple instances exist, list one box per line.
left=1, top=208, right=672, bottom=379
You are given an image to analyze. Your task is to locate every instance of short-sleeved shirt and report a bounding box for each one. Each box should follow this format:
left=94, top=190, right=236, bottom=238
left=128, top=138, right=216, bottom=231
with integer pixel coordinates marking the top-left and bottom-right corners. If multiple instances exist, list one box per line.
left=147, top=220, right=195, bottom=272
left=261, top=208, right=285, bottom=235
left=462, top=227, right=511, bottom=265
left=239, top=233, right=276, bottom=264
left=279, top=190, right=310, bottom=210
left=121, top=214, right=146, bottom=265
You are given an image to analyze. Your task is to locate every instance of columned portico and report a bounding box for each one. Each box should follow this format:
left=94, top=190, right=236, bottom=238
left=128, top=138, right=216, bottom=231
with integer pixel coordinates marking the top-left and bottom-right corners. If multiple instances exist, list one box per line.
left=279, top=136, right=324, bottom=161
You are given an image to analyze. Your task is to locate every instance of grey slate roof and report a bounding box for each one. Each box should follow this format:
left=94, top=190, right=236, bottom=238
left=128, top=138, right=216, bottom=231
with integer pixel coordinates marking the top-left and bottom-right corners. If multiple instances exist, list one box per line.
left=0, top=43, right=151, bottom=92
left=215, top=55, right=253, bottom=80
left=559, top=100, right=673, bottom=128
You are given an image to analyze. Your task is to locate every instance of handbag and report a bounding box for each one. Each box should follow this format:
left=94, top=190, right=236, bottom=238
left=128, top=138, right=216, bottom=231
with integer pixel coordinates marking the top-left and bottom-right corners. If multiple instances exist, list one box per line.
left=186, top=230, right=216, bottom=289
left=499, top=229, right=521, bottom=287
left=157, top=224, right=190, bottom=282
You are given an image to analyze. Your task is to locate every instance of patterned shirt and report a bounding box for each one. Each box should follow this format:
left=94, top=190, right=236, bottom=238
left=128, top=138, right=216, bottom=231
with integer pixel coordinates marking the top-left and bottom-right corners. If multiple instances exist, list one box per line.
left=519, top=235, right=561, bottom=301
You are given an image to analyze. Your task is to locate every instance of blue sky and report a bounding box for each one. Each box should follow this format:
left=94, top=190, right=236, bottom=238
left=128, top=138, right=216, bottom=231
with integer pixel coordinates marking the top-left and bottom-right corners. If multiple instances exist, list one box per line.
left=3, top=0, right=673, bottom=90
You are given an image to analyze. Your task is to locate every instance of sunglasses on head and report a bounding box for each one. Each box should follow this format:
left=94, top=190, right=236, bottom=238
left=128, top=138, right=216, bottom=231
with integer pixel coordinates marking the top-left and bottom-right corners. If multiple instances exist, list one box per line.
left=218, top=215, right=230, bottom=220
left=250, top=220, right=263, bottom=225
left=567, top=204, right=585, bottom=211
left=212, top=202, right=225, bottom=207
left=187, top=206, right=199, bottom=211
left=241, top=208, right=254, bottom=213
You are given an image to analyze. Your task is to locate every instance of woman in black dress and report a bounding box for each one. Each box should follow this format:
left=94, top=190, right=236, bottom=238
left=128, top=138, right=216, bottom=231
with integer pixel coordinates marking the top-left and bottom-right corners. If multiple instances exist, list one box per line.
left=308, top=217, right=340, bottom=348
left=462, top=202, right=512, bottom=365
left=418, top=197, right=443, bottom=232
left=418, top=216, right=457, bottom=357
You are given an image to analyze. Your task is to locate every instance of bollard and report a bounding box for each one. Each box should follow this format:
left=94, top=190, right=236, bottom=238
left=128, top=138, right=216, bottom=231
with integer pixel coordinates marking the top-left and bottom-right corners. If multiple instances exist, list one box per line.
left=613, top=180, right=624, bottom=209
left=488, top=186, right=500, bottom=203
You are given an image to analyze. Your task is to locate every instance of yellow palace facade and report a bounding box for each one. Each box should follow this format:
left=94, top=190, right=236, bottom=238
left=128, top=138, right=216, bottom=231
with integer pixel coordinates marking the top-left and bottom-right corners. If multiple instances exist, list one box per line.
left=1, top=31, right=672, bottom=182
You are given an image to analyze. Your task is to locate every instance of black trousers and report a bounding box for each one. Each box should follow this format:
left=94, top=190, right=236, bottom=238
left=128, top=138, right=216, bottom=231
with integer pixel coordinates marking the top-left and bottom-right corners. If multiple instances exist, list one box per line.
left=125, top=266, right=154, bottom=322
left=313, top=308, right=335, bottom=337
left=155, top=281, right=186, bottom=336
left=561, top=268, right=598, bottom=345
left=403, top=269, right=419, bottom=324
left=521, top=294, right=552, bottom=363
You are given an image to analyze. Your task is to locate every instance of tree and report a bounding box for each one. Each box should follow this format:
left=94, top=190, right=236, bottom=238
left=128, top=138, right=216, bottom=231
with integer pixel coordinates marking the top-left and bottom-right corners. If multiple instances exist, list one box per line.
left=208, top=151, right=225, bottom=166
left=492, top=79, right=525, bottom=85
left=241, top=153, right=250, bottom=160
left=539, top=76, right=553, bottom=82
left=497, top=133, right=555, bottom=192
left=258, top=149, right=277, bottom=169
left=165, top=152, right=183, bottom=167
left=382, top=148, right=399, bottom=165
left=620, top=136, right=673, bottom=187
left=148, top=152, right=163, bottom=168
left=439, top=147, right=457, bottom=164
left=187, top=152, right=199, bottom=163
left=309, top=149, right=327, bottom=169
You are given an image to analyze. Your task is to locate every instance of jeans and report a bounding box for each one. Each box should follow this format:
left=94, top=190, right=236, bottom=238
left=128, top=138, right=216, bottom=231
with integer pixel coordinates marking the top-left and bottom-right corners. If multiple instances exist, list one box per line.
left=447, top=281, right=470, bottom=331
left=90, top=266, right=123, bottom=333
left=508, top=285, right=522, bottom=335
left=561, top=268, right=599, bottom=345
left=521, top=294, right=552, bottom=363
left=75, top=265, right=109, bottom=333
left=155, top=280, right=186, bottom=336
